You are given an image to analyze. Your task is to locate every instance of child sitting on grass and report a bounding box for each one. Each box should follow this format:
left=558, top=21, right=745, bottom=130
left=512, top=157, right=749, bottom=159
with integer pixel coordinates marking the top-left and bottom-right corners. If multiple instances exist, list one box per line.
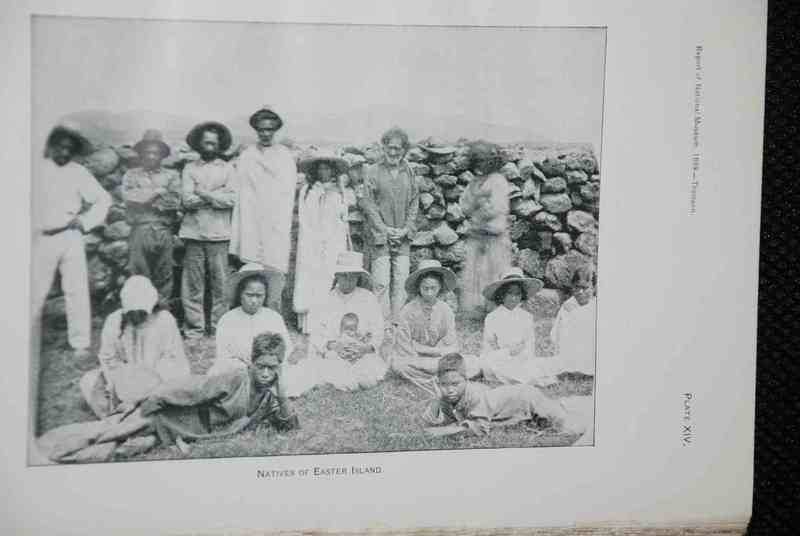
left=325, top=312, right=373, bottom=363
left=421, top=353, right=586, bottom=440
left=550, top=265, right=597, bottom=379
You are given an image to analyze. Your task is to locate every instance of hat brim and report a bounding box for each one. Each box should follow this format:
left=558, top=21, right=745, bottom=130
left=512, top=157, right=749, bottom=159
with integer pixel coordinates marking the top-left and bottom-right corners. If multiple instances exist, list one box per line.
left=133, top=139, right=171, bottom=159
left=186, top=121, right=233, bottom=153
left=333, top=268, right=373, bottom=291
left=298, top=156, right=349, bottom=176
left=418, top=145, right=457, bottom=155
left=482, top=277, right=544, bottom=302
left=405, top=266, right=458, bottom=295
left=47, top=126, right=92, bottom=156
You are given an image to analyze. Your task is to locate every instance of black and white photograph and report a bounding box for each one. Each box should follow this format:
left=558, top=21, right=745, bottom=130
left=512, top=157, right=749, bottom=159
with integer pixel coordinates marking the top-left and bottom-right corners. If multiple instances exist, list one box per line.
left=28, top=16, right=606, bottom=464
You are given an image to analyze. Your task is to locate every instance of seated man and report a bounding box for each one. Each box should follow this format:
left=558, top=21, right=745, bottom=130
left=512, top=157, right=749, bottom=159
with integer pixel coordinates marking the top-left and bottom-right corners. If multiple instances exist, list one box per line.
left=421, top=353, right=586, bottom=440
left=39, top=331, right=299, bottom=463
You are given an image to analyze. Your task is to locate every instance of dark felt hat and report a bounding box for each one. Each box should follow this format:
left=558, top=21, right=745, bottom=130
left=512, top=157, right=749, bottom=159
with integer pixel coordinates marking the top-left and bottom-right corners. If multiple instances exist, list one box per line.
left=186, top=121, right=233, bottom=153
left=133, top=129, right=171, bottom=158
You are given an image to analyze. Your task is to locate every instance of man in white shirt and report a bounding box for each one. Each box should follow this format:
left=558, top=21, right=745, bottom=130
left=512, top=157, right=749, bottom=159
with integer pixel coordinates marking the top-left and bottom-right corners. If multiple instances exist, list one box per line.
left=32, top=124, right=112, bottom=355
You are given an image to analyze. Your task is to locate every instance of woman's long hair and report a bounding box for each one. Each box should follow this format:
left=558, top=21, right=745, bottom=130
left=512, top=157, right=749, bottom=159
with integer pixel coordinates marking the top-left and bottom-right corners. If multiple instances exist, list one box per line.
left=231, top=272, right=270, bottom=309
left=118, top=301, right=166, bottom=339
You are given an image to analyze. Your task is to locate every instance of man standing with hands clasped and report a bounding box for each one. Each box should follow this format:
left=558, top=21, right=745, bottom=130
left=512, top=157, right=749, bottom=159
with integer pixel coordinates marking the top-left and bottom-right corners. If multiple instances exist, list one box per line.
left=358, top=127, right=420, bottom=322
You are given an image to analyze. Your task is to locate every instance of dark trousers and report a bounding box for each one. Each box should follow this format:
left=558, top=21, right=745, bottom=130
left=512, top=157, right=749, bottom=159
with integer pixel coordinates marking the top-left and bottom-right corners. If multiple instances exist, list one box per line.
left=181, top=240, right=229, bottom=338
left=127, top=222, right=175, bottom=301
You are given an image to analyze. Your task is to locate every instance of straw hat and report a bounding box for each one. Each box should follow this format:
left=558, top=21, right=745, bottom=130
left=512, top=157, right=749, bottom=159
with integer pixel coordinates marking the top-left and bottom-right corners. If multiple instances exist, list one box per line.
left=332, top=251, right=373, bottom=290
left=120, top=275, right=159, bottom=313
left=185, top=121, right=233, bottom=153
left=133, top=129, right=171, bottom=158
left=46, top=122, right=92, bottom=156
left=298, top=151, right=349, bottom=176
left=404, top=259, right=457, bottom=295
left=481, top=267, right=544, bottom=303
left=418, top=141, right=457, bottom=155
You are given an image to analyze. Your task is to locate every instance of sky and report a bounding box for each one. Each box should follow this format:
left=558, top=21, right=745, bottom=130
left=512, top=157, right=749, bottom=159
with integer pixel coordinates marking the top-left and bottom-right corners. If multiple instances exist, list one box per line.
left=32, top=16, right=606, bottom=150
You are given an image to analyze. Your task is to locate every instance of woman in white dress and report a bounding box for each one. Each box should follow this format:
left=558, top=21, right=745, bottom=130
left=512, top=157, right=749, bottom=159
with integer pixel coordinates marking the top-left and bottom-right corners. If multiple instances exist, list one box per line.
left=285, top=251, right=387, bottom=396
left=479, top=268, right=558, bottom=386
left=292, top=153, right=349, bottom=334
left=550, top=265, right=597, bottom=377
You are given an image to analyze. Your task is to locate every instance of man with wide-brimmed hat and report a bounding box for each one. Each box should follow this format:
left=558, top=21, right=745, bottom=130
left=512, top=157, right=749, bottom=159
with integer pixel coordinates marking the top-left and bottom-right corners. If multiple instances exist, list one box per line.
left=32, top=122, right=112, bottom=354
left=357, top=126, right=420, bottom=322
left=179, top=120, right=236, bottom=339
left=229, top=106, right=297, bottom=314
left=121, top=130, right=182, bottom=302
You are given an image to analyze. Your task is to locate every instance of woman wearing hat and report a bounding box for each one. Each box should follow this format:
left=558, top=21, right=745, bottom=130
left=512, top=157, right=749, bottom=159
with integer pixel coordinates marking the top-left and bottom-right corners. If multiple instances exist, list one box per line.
left=121, top=129, right=182, bottom=302
left=391, top=260, right=480, bottom=396
left=293, top=152, right=350, bottom=333
left=285, top=251, right=386, bottom=396
left=79, top=276, right=191, bottom=419
left=479, top=268, right=557, bottom=386
left=459, top=140, right=512, bottom=319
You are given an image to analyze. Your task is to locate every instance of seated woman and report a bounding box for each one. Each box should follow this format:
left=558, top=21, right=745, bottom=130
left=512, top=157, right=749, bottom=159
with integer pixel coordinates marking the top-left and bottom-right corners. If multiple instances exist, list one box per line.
left=80, top=275, right=191, bottom=419
left=40, top=332, right=299, bottom=463
left=550, top=265, right=597, bottom=377
left=390, top=259, right=480, bottom=397
left=421, top=353, right=586, bottom=442
left=285, top=251, right=386, bottom=396
left=209, top=263, right=294, bottom=375
left=479, top=268, right=558, bottom=386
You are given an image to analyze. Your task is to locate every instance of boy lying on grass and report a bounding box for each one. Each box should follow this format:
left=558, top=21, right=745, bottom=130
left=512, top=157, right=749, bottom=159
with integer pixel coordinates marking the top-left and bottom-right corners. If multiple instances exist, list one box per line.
left=421, top=353, right=586, bottom=439
left=38, top=331, right=299, bottom=463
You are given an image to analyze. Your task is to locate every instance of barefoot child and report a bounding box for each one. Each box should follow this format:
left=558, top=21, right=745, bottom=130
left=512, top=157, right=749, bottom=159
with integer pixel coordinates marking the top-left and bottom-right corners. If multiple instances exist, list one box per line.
left=421, top=353, right=585, bottom=440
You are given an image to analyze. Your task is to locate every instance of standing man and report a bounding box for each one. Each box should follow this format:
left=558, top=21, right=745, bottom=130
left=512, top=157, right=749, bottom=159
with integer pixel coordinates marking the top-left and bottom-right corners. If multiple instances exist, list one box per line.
left=179, top=121, right=236, bottom=340
left=122, top=130, right=182, bottom=303
left=32, top=123, right=112, bottom=357
left=358, top=127, right=419, bottom=321
left=230, top=107, right=297, bottom=314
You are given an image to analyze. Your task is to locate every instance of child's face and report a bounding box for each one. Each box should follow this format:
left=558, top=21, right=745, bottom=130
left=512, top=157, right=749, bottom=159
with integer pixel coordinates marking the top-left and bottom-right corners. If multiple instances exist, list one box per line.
left=250, top=353, right=280, bottom=387
left=438, top=371, right=467, bottom=404
left=573, top=281, right=594, bottom=306
left=241, top=280, right=267, bottom=315
left=501, top=283, right=523, bottom=310
left=341, top=317, right=359, bottom=336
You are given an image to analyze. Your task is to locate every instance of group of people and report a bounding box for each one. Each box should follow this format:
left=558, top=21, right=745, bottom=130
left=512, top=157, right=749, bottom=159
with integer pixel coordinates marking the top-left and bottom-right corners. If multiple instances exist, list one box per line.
left=32, top=110, right=597, bottom=462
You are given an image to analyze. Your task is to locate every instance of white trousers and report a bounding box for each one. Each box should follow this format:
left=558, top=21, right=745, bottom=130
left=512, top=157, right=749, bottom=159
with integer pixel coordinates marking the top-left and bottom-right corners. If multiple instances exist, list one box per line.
left=31, top=229, right=91, bottom=350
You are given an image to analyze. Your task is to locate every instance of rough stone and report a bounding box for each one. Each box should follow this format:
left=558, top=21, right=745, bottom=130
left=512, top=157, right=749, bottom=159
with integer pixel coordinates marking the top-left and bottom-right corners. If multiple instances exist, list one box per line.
left=570, top=191, right=583, bottom=207
left=448, top=155, right=471, bottom=174
left=115, top=146, right=140, bottom=167
left=434, top=241, right=467, bottom=266
left=532, top=211, right=563, bottom=231
left=406, top=147, right=428, bottom=163
left=565, top=169, right=589, bottom=186
left=426, top=204, right=446, bottom=220
left=539, top=193, right=572, bottom=214
left=512, top=199, right=543, bottom=218
left=100, top=167, right=125, bottom=190
left=430, top=163, right=451, bottom=176
left=411, top=230, right=436, bottom=247
left=580, top=182, right=601, bottom=203
left=83, top=232, right=103, bottom=253
left=103, top=220, right=132, bottom=240
left=566, top=210, right=598, bottom=234
left=434, top=174, right=458, bottom=188
left=501, top=162, right=521, bottom=180
left=458, top=170, right=475, bottom=185
left=416, top=176, right=436, bottom=193
left=445, top=203, right=465, bottom=223
left=455, top=220, right=471, bottom=235
left=521, top=178, right=540, bottom=200
left=542, top=177, right=567, bottom=194
left=553, top=232, right=573, bottom=253
left=419, top=192, right=435, bottom=210
left=565, top=153, right=598, bottom=174
left=88, top=256, right=114, bottom=296
left=444, top=185, right=464, bottom=203
left=409, top=162, right=431, bottom=176
left=590, top=173, right=601, bottom=182
left=98, top=240, right=130, bottom=268
left=539, top=157, right=566, bottom=178
left=517, top=248, right=545, bottom=279
left=410, top=247, right=434, bottom=271
left=105, top=203, right=127, bottom=224
left=544, top=250, right=592, bottom=289
left=433, top=222, right=459, bottom=246
left=575, top=231, right=599, bottom=257
left=509, top=218, right=533, bottom=241
left=537, top=231, right=554, bottom=252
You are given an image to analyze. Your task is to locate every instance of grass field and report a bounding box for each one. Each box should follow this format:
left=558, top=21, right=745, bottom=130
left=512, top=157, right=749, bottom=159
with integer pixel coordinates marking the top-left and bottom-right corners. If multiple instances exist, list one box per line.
left=36, top=312, right=594, bottom=463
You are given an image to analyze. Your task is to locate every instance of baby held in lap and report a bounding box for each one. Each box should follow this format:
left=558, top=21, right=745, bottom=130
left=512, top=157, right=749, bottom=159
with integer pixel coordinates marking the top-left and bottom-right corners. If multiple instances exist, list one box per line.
left=325, top=312, right=373, bottom=363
